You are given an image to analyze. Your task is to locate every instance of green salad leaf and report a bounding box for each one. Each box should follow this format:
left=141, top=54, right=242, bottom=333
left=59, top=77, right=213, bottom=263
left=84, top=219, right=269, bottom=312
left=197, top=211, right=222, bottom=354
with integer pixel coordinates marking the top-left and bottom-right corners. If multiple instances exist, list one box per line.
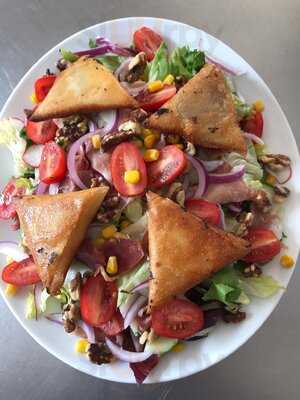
left=169, top=46, right=205, bottom=80
left=148, top=42, right=170, bottom=82
left=25, top=290, right=37, bottom=320
left=239, top=275, right=283, bottom=298
left=40, top=286, right=70, bottom=314
left=89, top=38, right=97, bottom=48
left=233, top=94, right=253, bottom=119
left=95, top=55, right=126, bottom=72
left=60, top=49, right=79, bottom=62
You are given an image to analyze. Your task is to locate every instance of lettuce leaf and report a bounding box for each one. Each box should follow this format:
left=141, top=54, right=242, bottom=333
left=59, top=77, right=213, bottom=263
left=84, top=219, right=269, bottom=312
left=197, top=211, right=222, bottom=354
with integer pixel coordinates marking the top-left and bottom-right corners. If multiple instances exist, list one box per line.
left=233, top=94, right=252, bottom=119
left=40, top=286, right=70, bottom=314
left=25, top=290, right=37, bottom=320
left=148, top=42, right=169, bottom=82
left=95, top=55, right=126, bottom=72
left=170, top=47, right=205, bottom=80
left=239, top=275, right=283, bottom=298
left=60, top=48, right=79, bottom=62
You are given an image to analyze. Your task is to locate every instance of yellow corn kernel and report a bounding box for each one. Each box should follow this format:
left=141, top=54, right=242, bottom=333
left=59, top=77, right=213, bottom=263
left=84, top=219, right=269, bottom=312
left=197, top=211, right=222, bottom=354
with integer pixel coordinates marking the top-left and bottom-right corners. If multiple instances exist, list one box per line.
left=124, top=170, right=141, bottom=184
left=30, top=92, right=38, bottom=104
left=91, top=134, right=101, bottom=150
left=106, top=256, right=118, bottom=275
left=114, top=232, right=127, bottom=239
left=142, top=128, right=153, bottom=137
left=280, top=255, right=294, bottom=269
left=172, top=343, right=185, bottom=352
left=175, top=144, right=184, bottom=150
left=5, top=284, right=18, bottom=297
left=102, top=225, right=117, bottom=239
left=163, top=74, right=175, bottom=85
left=166, top=134, right=180, bottom=144
left=6, top=256, right=14, bottom=264
left=144, top=134, right=157, bottom=149
left=75, top=339, right=89, bottom=353
left=93, top=237, right=105, bottom=248
left=120, top=219, right=131, bottom=230
left=253, top=99, right=265, bottom=113
left=144, top=149, right=160, bottom=162
left=148, top=80, right=163, bottom=93
left=265, top=173, right=276, bottom=186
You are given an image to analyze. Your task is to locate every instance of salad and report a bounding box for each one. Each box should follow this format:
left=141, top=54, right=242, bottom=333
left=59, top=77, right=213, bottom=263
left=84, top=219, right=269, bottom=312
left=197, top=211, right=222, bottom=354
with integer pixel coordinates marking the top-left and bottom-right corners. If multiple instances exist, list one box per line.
left=0, top=26, right=294, bottom=384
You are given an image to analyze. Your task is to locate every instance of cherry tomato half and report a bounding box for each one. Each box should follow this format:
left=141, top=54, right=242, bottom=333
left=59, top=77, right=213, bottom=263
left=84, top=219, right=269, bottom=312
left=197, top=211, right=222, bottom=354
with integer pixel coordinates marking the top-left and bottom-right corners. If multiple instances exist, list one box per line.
left=2, top=257, right=41, bottom=286
left=133, top=26, right=163, bottom=61
left=0, top=179, right=26, bottom=220
left=152, top=298, right=204, bottom=339
left=26, top=119, right=57, bottom=145
left=139, top=86, right=176, bottom=112
left=80, top=274, right=117, bottom=327
left=111, top=142, right=147, bottom=196
left=99, top=310, right=124, bottom=336
left=39, top=141, right=67, bottom=184
left=147, top=145, right=187, bottom=189
left=186, top=199, right=221, bottom=226
left=34, top=75, right=56, bottom=102
left=243, top=227, right=281, bottom=263
left=241, top=111, right=264, bottom=138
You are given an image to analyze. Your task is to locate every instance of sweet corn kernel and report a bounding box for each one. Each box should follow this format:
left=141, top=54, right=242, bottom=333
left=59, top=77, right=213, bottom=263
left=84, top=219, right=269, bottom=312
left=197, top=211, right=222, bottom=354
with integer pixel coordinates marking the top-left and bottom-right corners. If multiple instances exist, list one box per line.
left=93, top=237, right=105, bottom=248
left=148, top=80, right=163, bottom=93
left=131, top=138, right=144, bottom=149
left=106, top=256, right=118, bottom=275
left=166, top=134, right=180, bottom=144
left=175, top=144, right=184, bottom=150
left=144, top=134, right=157, bottom=149
left=144, top=149, right=160, bottom=162
left=172, top=343, right=185, bottom=352
left=280, top=254, right=294, bottom=268
left=253, top=99, right=265, bottom=112
left=102, top=225, right=117, bottom=239
left=142, top=128, right=153, bottom=137
left=30, top=92, right=38, bottom=104
left=265, top=173, right=276, bottom=186
left=91, top=134, right=101, bottom=150
left=5, top=284, right=18, bottom=297
left=124, top=170, right=141, bottom=184
left=6, top=256, right=14, bottom=264
left=75, top=339, right=89, bottom=353
left=163, top=74, right=175, bottom=85
left=114, top=232, right=127, bottom=239
left=120, top=219, right=131, bottom=230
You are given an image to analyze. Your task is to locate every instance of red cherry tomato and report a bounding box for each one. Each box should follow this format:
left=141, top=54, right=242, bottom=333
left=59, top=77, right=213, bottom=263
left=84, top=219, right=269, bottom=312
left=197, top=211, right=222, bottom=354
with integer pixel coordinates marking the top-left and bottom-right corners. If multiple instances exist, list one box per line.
left=99, top=311, right=124, bottom=336
left=34, top=75, right=56, bottom=102
left=133, top=26, right=163, bottom=61
left=2, top=257, right=41, bottom=286
left=243, top=227, right=281, bottom=263
left=152, top=298, right=204, bottom=339
left=111, top=142, right=147, bottom=196
left=0, top=179, right=26, bottom=220
left=39, top=141, right=67, bottom=184
left=241, top=111, right=264, bottom=138
left=139, top=86, right=176, bottom=112
left=80, top=274, right=117, bottom=327
left=147, top=145, right=187, bottom=189
left=26, top=120, right=57, bottom=145
left=186, top=199, right=221, bottom=226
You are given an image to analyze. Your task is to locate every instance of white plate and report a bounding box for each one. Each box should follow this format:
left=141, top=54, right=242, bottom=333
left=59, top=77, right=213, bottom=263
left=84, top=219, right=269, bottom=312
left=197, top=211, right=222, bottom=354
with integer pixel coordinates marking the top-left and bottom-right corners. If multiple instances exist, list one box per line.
left=0, top=17, right=300, bottom=384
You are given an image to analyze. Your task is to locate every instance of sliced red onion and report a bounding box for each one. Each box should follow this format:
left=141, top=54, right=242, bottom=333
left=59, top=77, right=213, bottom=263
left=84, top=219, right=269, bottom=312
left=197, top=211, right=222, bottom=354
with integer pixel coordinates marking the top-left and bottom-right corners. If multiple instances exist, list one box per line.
left=95, top=110, right=118, bottom=135
left=205, top=54, right=246, bottom=76
left=115, top=58, right=132, bottom=81
left=34, top=282, right=43, bottom=315
left=124, top=296, right=147, bottom=329
left=105, top=338, right=153, bottom=363
left=36, top=181, right=49, bottom=194
left=78, top=320, right=96, bottom=343
left=187, top=155, right=208, bottom=198
left=131, top=280, right=149, bottom=296
left=119, top=293, right=139, bottom=319
left=201, top=160, right=224, bottom=172
left=130, top=329, right=142, bottom=352
left=0, top=241, right=28, bottom=261
left=88, top=120, right=97, bottom=132
left=23, top=144, right=44, bottom=167
left=116, top=333, right=124, bottom=347
left=208, top=165, right=245, bottom=184
left=48, top=183, right=59, bottom=195
left=265, top=165, right=293, bottom=185
left=243, top=132, right=264, bottom=145
left=95, top=37, right=133, bottom=57
left=45, top=313, right=63, bottom=325
left=228, top=202, right=242, bottom=213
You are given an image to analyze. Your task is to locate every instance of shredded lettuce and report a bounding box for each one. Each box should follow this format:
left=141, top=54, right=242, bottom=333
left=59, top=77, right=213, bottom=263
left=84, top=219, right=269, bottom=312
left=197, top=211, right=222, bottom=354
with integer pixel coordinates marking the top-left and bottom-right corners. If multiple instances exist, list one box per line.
left=88, top=38, right=97, bottom=48
left=0, top=118, right=29, bottom=177
left=239, top=275, right=283, bottom=298
left=95, top=55, right=126, bottom=72
left=233, top=94, right=252, bottom=119
left=148, top=42, right=170, bottom=82
left=117, top=261, right=150, bottom=307
left=169, top=47, right=205, bottom=80
left=25, top=290, right=37, bottom=320
left=145, top=336, right=178, bottom=354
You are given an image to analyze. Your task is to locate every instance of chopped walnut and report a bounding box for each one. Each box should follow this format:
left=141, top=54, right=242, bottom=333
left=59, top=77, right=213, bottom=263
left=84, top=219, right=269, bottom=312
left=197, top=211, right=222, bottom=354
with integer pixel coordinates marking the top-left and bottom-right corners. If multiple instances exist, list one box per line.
left=102, top=194, right=120, bottom=209
left=90, top=176, right=106, bottom=188
left=55, top=115, right=89, bottom=146
left=56, top=58, right=72, bottom=71
left=223, top=310, right=246, bottom=323
left=129, top=108, right=148, bottom=123
left=87, top=343, right=113, bottom=365
left=273, top=185, right=290, bottom=203
left=126, top=52, right=147, bottom=83
left=235, top=212, right=254, bottom=236
left=252, top=191, right=272, bottom=213
left=259, top=153, right=291, bottom=171
left=242, top=264, right=262, bottom=278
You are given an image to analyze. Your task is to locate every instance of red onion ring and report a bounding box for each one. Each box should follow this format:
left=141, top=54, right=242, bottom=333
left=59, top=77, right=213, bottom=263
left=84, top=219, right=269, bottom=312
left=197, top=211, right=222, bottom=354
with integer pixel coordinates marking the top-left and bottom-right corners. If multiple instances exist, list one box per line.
left=48, top=183, right=59, bottom=195
left=208, top=165, right=245, bottom=184
left=105, top=338, right=153, bottom=363
left=228, top=202, right=242, bottom=213
left=78, top=320, right=96, bottom=343
left=205, top=54, right=245, bottom=76
left=0, top=241, right=28, bottom=261
left=218, top=205, right=226, bottom=230
left=36, top=181, right=49, bottom=194
left=187, top=155, right=208, bottom=198
left=243, top=132, right=264, bottom=145
left=119, top=293, right=139, bottom=319
left=265, top=165, right=293, bottom=185
left=124, top=296, right=147, bottom=329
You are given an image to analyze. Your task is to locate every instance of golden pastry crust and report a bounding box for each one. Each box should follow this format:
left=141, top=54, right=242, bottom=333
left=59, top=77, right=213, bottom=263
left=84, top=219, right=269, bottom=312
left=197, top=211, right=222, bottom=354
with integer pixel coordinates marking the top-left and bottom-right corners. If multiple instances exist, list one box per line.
left=147, top=192, right=250, bottom=310
left=15, top=187, right=108, bottom=294
left=31, top=57, right=138, bottom=121
left=147, top=64, right=247, bottom=154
